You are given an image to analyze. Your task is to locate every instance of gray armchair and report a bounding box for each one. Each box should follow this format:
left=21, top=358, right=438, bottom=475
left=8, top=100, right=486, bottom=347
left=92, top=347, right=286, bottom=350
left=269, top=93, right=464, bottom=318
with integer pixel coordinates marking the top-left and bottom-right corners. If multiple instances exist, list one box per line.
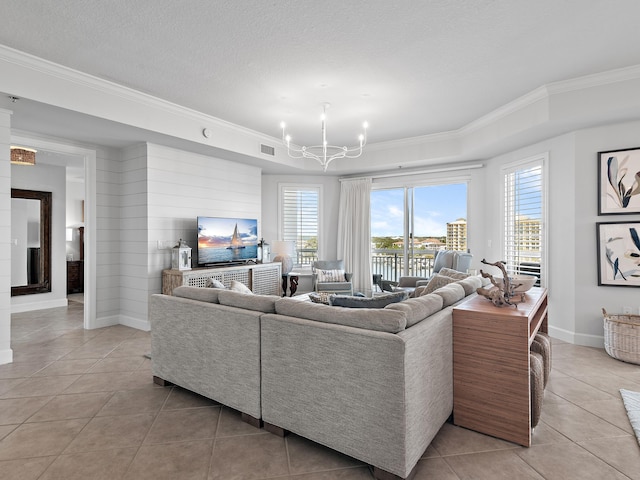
left=381, top=251, right=473, bottom=297
left=432, top=250, right=473, bottom=274
left=312, top=260, right=353, bottom=295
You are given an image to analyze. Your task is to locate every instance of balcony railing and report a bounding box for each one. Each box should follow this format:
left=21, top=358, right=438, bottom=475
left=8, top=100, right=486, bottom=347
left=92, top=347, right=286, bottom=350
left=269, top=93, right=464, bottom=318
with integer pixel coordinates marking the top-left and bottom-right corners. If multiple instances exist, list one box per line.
left=371, top=249, right=436, bottom=282
left=294, top=248, right=437, bottom=282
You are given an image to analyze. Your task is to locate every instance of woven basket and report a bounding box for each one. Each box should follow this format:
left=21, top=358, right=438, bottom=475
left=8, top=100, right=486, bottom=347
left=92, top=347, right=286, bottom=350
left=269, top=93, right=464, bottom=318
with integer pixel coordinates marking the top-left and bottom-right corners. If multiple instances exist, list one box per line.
left=602, top=308, right=640, bottom=365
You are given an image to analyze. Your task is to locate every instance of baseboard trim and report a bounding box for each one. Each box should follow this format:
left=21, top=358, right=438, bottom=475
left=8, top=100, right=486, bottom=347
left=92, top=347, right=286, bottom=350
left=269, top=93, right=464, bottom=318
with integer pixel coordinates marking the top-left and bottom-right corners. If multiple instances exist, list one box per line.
left=11, top=298, right=68, bottom=313
left=0, top=348, right=13, bottom=366
left=548, top=326, right=604, bottom=348
left=89, top=315, right=120, bottom=330
left=119, top=315, right=151, bottom=332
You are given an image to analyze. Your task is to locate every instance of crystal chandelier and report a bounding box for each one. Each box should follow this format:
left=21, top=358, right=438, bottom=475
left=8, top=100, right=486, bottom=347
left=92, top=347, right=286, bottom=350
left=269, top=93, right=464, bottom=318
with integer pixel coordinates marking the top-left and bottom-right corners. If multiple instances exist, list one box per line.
left=280, top=103, right=368, bottom=172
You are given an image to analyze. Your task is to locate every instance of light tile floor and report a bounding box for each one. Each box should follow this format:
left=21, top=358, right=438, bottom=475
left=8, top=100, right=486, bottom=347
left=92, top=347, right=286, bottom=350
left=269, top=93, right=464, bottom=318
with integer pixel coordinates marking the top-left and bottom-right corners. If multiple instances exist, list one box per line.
left=1, top=302, right=639, bottom=479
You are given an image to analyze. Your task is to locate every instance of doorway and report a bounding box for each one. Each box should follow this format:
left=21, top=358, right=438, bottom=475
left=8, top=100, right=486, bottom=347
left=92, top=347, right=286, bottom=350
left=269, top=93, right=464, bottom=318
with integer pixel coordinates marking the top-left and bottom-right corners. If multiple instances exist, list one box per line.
left=10, top=133, right=97, bottom=329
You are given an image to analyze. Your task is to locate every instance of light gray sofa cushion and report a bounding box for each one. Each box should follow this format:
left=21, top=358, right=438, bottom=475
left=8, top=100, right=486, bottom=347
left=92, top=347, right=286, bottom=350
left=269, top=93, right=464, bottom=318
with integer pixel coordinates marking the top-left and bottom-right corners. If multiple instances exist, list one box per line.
left=218, top=290, right=278, bottom=313
left=329, top=291, right=408, bottom=308
left=456, top=276, right=483, bottom=296
left=432, top=282, right=466, bottom=307
left=385, top=293, right=444, bottom=327
left=275, top=298, right=407, bottom=333
left=173, top=285, right=221, bottom=303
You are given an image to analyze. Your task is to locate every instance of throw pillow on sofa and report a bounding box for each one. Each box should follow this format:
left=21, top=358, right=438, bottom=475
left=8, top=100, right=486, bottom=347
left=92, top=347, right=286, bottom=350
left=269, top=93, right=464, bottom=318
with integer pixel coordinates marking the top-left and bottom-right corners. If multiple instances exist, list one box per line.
left=316, top=268, right=346, bottom=282
left=230, top=280, right=253, bottom=294
left=329, top=290, right=408, bottom=308
left=419, top=274, right=457, bottom=295
left=206, top=278, right=226, bottom=289
left=438, top=267, right=470, bottom=280
left=309, top=292, right=333, bottom=304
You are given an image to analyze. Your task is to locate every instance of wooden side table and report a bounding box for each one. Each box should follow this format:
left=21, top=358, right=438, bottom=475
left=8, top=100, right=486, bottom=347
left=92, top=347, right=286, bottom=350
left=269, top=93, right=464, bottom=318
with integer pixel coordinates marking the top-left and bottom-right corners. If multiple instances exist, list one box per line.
left=452, top=287, right=548, bottom=447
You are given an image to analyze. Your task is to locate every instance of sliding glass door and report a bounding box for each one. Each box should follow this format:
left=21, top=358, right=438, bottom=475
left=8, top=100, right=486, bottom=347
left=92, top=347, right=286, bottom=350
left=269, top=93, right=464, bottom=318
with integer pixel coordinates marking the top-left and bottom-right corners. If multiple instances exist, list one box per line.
left=371, top=183, right=467, bottom=282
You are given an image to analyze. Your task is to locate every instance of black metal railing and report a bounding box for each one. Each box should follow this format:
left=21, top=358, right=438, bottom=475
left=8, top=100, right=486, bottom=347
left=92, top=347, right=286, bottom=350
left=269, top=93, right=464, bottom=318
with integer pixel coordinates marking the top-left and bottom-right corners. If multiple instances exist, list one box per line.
left=293, top=248, right=437, bottom=283
left=370, top=249, right=436, bottom=282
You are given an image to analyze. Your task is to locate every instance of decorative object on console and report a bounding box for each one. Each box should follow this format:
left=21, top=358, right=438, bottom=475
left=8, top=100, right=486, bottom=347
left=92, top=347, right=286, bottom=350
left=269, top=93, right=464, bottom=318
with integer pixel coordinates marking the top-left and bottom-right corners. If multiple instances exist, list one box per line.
left=257, top=238, right=270, bottom=263
left=280, top=103, right=368, bottom=172
left=10, top=146, right=36, bottom=165
left=171, top=239, right=192, bottom=271
left=477, top=259, right=536, bottom=307
left=598, top=147, right=640, bottom=215
left=271, top=240, right=295, bottom=274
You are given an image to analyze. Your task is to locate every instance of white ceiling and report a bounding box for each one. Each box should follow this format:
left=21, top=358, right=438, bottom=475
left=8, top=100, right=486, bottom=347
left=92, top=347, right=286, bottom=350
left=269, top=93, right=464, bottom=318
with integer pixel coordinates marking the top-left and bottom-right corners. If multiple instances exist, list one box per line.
left=3, top=0, right=640, bottom=173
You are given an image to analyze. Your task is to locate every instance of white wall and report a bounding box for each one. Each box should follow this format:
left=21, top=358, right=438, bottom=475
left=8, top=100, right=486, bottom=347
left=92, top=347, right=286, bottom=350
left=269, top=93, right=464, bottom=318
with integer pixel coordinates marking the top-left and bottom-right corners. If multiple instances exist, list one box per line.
left=482, top=121, right=640, bottom=347
left=11, top=162, right=67, bottom=312
left=0, top=109, right=12, bottom=365
left=573, top=122, right=640, bottom=343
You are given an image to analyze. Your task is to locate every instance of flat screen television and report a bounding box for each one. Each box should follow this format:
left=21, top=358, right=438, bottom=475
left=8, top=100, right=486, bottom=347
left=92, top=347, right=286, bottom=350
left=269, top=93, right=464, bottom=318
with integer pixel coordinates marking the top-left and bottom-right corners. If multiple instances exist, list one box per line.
left=197, top=216, right=258, bottom=266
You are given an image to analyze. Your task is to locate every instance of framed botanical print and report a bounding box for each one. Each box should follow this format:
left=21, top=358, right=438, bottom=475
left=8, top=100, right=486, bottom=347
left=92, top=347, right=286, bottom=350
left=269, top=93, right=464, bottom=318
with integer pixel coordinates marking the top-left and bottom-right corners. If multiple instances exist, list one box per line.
left=598, top=147, right=640, bottom=215
left=596, top=221, right=640, bottom=287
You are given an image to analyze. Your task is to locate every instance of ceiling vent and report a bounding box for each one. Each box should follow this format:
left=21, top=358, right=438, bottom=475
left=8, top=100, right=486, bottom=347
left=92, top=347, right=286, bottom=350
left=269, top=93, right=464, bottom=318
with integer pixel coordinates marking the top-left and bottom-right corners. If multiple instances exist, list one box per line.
left=260, top=144, right=275, bottom=156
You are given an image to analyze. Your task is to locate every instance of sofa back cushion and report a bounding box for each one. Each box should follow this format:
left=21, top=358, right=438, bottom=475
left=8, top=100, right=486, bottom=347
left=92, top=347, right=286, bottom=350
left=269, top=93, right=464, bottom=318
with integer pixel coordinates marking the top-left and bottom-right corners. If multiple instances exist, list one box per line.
left=218, top=290, right=278, bottom=313
left=432, top=282, right=466, bottom=307
left=275, top=298, right=407, bottom=333
left=455, top=275, right=483, bottom=296
left=385, top=293, right=444, bottom=327
left=329, top=290, right=408, bottom=308
left=173, top=285, right=221, bottom=303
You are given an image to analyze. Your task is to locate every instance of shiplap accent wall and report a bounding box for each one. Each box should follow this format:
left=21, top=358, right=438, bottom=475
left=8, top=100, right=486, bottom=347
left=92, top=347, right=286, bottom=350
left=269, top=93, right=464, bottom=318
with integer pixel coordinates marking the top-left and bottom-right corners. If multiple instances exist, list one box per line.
left=0, top=109, right=12, bottom=364
left=95, top=146, right=123, bottom=324
left=116, top=143, right=262, bottom=330
left=118, top=144, right=148, bottom=329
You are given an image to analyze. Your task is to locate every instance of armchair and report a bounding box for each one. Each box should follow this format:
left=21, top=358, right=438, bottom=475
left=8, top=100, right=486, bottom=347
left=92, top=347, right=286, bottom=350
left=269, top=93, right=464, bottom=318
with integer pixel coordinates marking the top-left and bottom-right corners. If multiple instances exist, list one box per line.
left=381, top=251, right=473, bottom=297
left=312, top=260, right=353, bottom=295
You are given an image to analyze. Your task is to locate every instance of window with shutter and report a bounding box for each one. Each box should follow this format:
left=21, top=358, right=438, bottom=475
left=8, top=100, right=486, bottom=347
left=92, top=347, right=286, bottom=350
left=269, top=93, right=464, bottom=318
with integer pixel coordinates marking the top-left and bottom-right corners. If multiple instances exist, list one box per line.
left=279, top=185, right=321, bottom=265
left=502, top=154, right=547, bottom=286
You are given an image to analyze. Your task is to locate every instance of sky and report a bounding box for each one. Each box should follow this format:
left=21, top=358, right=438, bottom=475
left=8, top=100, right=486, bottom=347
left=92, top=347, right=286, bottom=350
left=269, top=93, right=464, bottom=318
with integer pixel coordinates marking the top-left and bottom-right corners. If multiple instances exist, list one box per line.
left=370, top=183, right=467, bottom=237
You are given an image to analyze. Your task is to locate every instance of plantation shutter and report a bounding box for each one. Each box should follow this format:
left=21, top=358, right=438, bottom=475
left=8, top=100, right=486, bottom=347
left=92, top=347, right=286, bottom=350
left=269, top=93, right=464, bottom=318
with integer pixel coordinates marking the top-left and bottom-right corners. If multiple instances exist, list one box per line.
left=281, top=186, right=320, bottom=264
left=503, top=157, right=546, bottom=286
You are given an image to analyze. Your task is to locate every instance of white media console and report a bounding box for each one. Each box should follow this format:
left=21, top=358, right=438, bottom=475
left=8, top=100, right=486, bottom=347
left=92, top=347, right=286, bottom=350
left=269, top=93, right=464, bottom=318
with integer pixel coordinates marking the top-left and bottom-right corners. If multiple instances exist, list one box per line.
left=162, top=262, right=282, bottom=296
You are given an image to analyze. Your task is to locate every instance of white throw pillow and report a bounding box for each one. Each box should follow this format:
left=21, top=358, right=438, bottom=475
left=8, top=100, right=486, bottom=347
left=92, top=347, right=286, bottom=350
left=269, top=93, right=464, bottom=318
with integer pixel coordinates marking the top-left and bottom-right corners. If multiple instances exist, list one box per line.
left=229, top=280, right=253, bottom=294
left=316, top=268, right=346, bottom=282
left=206, top=278, right=226, bottom=289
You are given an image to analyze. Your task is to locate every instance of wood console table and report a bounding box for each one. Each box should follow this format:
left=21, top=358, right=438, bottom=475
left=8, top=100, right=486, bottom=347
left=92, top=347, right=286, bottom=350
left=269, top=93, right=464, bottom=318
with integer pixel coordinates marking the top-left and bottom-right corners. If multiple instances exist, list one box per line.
left=452, top=287, right=548, bottom=447
left=162, top=263, right=281, bottom=296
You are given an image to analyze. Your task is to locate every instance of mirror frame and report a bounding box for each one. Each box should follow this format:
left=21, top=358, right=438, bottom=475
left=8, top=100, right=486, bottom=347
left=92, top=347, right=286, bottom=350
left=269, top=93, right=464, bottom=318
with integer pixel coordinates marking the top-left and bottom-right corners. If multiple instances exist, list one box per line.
left=11, top=188, right=52, bottom=296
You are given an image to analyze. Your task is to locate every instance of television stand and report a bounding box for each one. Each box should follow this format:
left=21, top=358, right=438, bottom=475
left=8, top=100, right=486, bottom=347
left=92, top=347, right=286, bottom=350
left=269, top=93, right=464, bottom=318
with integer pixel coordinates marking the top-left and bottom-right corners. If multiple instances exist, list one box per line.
left=162, top=263, right=281, bottom=296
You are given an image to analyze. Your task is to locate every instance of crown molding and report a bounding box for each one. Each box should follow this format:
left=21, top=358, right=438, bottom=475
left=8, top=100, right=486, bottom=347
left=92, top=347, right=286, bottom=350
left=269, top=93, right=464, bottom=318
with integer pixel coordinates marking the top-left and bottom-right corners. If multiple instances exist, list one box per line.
left=0, top=44, right=280, bottom=144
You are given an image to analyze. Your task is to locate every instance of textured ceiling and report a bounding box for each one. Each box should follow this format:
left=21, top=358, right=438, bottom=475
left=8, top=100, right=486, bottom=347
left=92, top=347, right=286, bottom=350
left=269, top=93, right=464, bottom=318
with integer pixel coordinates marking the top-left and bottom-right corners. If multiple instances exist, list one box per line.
left=2, top=0, right=640, bottom=149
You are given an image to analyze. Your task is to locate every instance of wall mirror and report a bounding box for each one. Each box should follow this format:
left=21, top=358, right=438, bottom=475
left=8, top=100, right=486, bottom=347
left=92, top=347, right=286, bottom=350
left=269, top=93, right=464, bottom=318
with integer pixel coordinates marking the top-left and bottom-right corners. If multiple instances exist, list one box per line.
left=11, top=188, right=51, bottom=296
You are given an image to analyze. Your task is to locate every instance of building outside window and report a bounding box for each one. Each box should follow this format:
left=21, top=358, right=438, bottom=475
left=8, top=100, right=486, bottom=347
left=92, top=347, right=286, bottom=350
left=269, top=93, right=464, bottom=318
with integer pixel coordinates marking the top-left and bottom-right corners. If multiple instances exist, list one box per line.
left=502, top=154, right=547, bottom=286
left=279, top=184, right=321, bottom=265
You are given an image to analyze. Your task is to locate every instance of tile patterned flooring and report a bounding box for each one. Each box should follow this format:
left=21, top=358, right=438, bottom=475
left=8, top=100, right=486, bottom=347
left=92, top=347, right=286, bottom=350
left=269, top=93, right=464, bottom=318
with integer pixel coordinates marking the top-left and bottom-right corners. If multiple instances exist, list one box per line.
left=0, top=302, right=639, bottom=479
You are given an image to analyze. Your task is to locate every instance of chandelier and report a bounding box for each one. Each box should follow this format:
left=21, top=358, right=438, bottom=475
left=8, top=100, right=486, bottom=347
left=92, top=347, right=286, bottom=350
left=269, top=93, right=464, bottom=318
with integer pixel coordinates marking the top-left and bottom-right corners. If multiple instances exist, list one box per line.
left=280, top=103, right=368, bottom=172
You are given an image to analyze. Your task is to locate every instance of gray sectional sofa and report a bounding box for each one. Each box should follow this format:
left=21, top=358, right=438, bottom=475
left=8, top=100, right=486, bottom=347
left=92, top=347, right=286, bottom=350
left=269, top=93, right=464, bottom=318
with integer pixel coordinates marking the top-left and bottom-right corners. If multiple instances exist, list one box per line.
left=149, top=273, right=485, bottom=480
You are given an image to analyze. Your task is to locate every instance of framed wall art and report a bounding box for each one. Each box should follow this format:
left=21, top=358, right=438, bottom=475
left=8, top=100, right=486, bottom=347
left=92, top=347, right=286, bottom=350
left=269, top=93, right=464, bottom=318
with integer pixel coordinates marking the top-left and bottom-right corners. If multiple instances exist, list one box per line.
left=598, top=147, right=640, bottom=215
left=596, top=221, right=640, bottom=287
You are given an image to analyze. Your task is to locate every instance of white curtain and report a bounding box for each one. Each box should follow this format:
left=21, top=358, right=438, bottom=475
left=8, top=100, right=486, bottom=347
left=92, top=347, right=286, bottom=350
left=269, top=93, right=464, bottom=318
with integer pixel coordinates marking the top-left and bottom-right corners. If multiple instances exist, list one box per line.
left=337, top=178, right=372, bottom=296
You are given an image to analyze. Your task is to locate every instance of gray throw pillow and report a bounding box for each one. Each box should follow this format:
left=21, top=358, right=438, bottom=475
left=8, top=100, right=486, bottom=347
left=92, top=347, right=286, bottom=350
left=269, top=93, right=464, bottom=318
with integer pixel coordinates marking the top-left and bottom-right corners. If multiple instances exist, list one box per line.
left=421, top=274, right=457, bottom=295
left=329, top=290, right=408, bottom=308
left=438, top=267, right=470, bottom=280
